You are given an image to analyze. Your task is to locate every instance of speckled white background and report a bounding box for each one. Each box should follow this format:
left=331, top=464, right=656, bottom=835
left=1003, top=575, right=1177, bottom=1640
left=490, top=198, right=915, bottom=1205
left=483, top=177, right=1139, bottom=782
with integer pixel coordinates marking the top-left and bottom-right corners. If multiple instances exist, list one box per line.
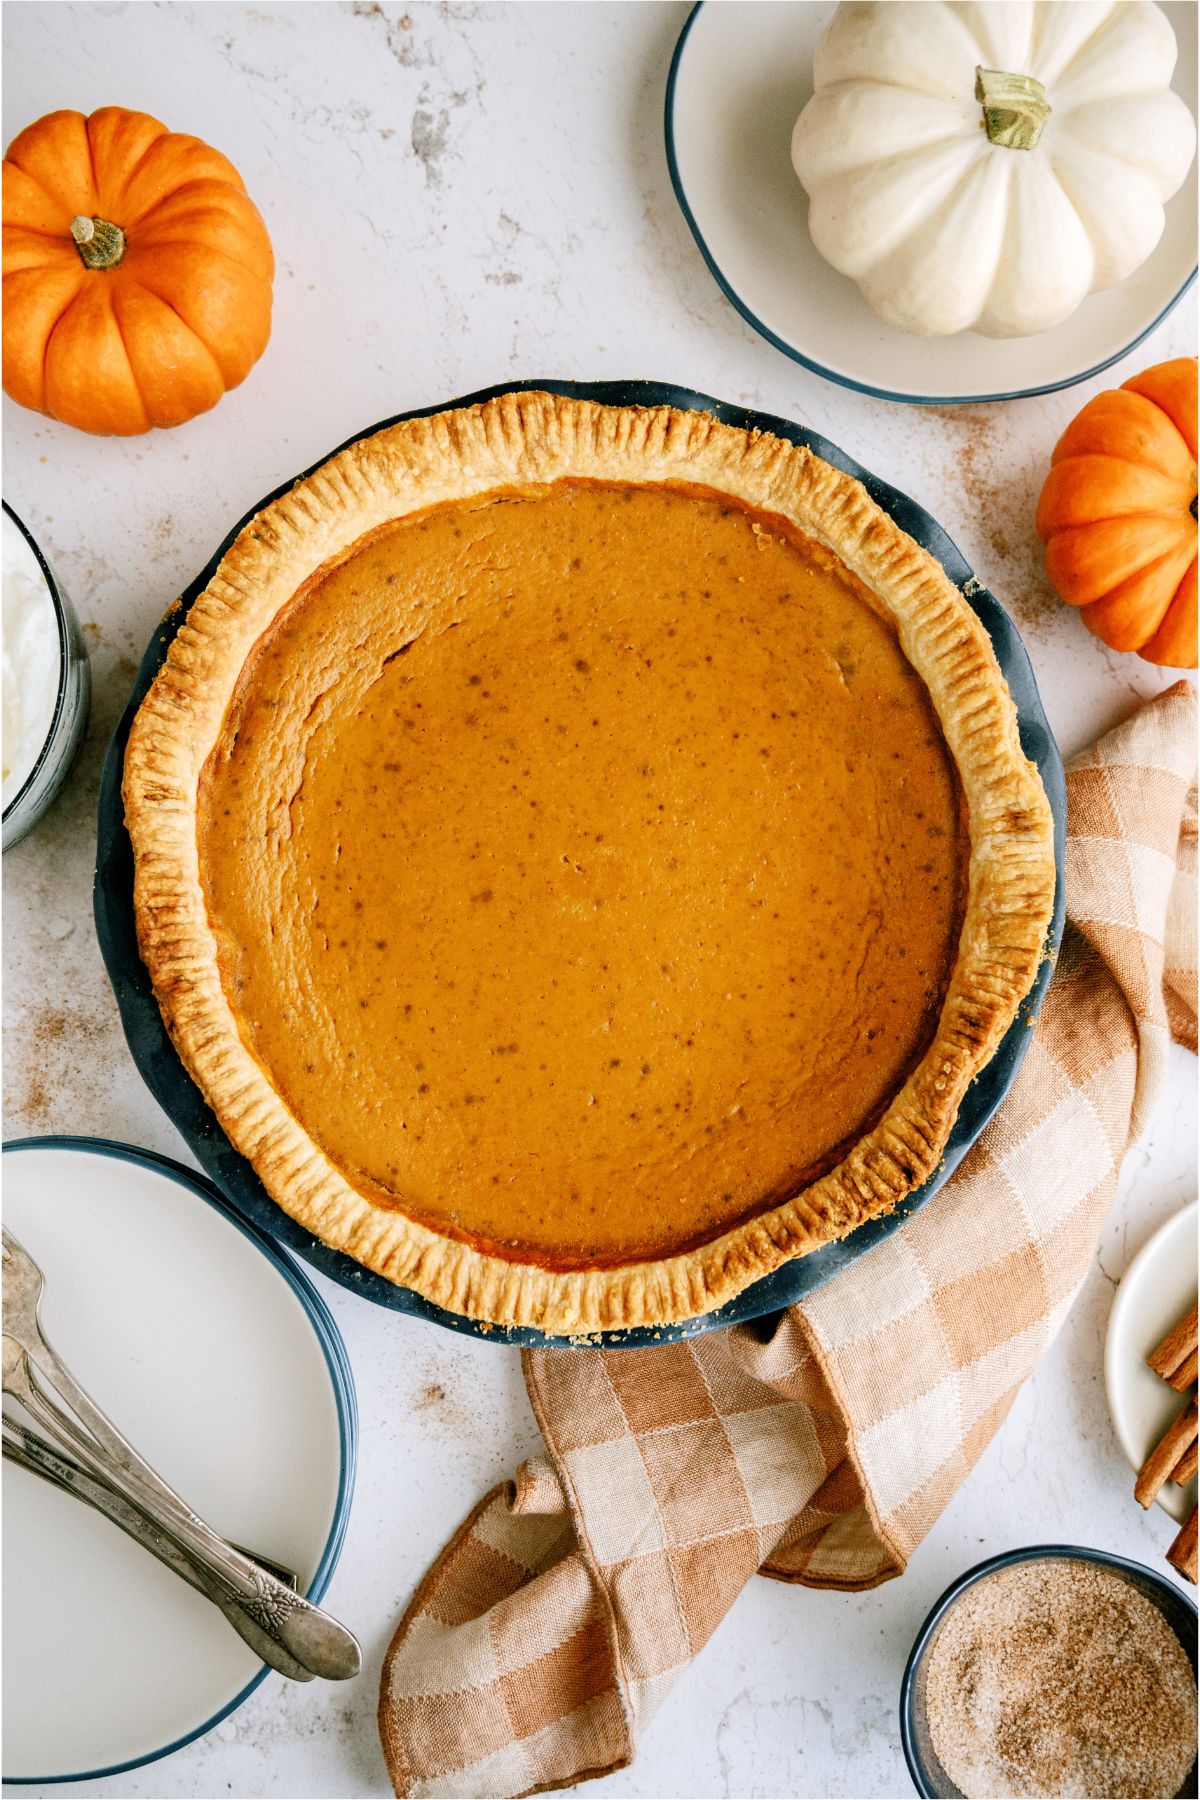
left=2, top=4, right=1197, bottom=1797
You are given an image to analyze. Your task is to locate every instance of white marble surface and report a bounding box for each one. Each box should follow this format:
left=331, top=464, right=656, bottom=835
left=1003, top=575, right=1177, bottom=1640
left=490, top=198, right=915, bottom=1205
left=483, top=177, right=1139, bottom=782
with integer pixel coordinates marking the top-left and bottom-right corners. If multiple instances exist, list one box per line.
left=2, top=5, right=1196, bottom=1797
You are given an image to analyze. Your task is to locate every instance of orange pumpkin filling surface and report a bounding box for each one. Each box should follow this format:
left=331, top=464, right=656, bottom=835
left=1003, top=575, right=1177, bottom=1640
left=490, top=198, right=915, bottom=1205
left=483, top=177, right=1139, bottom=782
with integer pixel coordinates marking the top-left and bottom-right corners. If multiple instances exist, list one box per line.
left=198, top=481, right=967, bottom=1269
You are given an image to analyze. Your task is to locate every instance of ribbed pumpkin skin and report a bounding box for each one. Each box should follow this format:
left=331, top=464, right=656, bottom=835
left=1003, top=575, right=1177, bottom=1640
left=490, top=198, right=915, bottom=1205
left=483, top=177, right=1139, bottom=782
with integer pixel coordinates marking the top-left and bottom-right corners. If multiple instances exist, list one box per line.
left=1036, top=358, right=1198, bottom=669
left=3, top=107, right=274, bottom=435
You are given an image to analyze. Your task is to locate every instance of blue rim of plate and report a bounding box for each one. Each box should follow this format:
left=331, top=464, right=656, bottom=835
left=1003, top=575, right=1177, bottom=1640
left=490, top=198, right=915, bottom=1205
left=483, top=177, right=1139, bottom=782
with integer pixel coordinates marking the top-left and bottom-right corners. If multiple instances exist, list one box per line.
left=899, top=1544, right=1199, bottom=1799
left=664, top=1, right=1198, bottom=406
left=94, top=376, right=1067, bottom=1349
left=0, top=1134, right=358, bottom=1788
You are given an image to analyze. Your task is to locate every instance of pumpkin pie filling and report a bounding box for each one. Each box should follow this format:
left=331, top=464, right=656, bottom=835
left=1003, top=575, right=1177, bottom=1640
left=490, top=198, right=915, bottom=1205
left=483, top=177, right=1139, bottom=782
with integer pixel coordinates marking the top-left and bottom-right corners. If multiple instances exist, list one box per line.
left=197, top=478, right=967, bottom=1270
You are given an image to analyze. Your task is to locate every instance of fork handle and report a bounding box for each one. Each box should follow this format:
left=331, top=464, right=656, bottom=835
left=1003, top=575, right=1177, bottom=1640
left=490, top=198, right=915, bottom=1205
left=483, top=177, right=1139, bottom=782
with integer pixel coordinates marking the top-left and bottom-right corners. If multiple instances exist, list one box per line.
left=27, top=1329, right=208, bottom=1526
left=16, top=1351, right=360, bottom=1682
left=18, top=1336, right=297, bottom=1587
left=3, top=1421, right=316, bottom=1682
left=12, top=1368, right=352, bottom=1677
left=4, top=1418, right=212, bottom=1595
left=9, top=1377, right=322, bottom=1682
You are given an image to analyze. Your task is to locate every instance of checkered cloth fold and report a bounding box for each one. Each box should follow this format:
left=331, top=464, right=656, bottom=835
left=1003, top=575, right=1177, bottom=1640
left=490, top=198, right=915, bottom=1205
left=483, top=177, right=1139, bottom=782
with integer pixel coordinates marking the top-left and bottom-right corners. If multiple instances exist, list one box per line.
left=380, top=682, right=1197, bottom=1800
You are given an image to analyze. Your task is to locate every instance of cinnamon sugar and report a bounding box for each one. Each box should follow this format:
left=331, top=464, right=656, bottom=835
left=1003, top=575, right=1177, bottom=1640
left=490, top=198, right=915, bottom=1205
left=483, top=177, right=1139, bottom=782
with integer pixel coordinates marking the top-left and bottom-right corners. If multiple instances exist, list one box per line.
left=926, top=1560, right=1197, bottom=1798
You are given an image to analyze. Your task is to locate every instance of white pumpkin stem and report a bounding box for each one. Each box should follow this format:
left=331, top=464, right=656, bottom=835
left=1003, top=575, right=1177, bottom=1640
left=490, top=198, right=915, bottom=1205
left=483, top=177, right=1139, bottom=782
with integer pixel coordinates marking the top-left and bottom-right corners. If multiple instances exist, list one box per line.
left=975, top=67, right=1050, bottom=151
left=70, top=213, right=126, bottom=270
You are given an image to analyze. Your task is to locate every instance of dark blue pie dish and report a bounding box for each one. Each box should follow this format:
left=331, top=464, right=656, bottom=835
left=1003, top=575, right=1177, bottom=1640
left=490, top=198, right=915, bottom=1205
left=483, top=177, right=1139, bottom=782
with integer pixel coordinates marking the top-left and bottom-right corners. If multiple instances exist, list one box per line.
left=94, top=378, right=1067, bottom=1347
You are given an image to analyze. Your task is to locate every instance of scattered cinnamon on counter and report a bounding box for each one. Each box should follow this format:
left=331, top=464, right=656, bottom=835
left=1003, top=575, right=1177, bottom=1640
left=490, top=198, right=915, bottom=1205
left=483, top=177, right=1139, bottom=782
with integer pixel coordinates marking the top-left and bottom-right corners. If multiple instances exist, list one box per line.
left=926, top=1559, right=1197, bottom=1799
left=1148, top=1301, right=1198, bottom=1392
left=1168, top=1508, right=1198, bottom=1585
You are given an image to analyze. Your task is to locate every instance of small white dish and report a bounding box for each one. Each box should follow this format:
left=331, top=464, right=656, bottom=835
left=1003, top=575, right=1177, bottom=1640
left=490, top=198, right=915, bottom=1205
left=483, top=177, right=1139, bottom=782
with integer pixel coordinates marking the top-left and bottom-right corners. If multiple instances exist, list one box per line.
left=1104, top=1200, right=1198, bottom=1526
left=1, top=503, right=90, bottom=851
left=2, top=1138, right=356, bottom=1785
left=665, top=1, right=1198, bottom=405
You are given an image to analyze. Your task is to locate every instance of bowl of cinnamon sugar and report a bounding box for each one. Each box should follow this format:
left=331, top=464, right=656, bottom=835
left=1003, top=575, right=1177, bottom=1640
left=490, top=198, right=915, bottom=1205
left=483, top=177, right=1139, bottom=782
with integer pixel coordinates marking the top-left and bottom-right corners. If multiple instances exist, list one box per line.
left=901, top=1546, right=1198, bottom=1800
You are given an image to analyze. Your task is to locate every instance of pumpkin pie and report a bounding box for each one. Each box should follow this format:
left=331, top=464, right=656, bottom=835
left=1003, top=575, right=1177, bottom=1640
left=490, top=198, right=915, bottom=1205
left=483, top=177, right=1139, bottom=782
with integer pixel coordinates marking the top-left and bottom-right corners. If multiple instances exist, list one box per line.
left=124, top=393, right=1056, bottom=1332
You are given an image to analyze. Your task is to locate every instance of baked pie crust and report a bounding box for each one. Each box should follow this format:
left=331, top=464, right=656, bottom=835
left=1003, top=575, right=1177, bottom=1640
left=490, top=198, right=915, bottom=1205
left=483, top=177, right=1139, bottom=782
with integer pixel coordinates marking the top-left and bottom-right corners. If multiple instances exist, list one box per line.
left=124, top=393, right=1056, bottom=1333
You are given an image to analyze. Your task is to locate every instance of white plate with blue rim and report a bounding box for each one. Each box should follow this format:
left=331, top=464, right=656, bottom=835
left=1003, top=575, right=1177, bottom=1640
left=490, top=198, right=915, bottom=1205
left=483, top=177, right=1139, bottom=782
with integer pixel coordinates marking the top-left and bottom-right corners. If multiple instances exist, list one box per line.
left=1105, top=1200, right=1198, bottom=1528
left=2, top=1138, right=357, bottom=1785
left=665, top=0, right=1198, bottom=404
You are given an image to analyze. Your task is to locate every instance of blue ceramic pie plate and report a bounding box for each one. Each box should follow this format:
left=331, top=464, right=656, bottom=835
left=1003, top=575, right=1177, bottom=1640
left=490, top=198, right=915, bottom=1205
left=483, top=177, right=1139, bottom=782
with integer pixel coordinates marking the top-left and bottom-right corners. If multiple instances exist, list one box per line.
left=94, top=378, right=1067, bottom=1347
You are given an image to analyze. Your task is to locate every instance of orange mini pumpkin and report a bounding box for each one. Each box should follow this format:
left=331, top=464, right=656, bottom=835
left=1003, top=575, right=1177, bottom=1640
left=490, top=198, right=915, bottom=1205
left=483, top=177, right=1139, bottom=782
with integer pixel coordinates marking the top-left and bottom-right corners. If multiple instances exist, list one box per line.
left=1036, top=357, right=1198, bottom=669
left=3, top=107, right=274, bottom=436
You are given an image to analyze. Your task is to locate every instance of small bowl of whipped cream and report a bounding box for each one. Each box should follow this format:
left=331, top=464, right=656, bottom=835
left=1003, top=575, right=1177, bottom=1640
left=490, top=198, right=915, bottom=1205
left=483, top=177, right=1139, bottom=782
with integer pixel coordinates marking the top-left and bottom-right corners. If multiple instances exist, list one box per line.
left=2, top=503, right=90, bottom=850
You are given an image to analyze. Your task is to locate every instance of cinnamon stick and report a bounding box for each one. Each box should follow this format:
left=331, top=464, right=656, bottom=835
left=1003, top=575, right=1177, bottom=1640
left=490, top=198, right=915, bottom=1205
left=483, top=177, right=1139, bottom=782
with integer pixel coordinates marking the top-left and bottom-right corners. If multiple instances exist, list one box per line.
left=1166, top=1506, right=1198, bottom=1584
left=1167, top=1346, right=1198, bottom=1393
left=1148, top=1302, right=1198, bottom=1386
left=1170, top=1438, right=1198, bottom=1487
left=1135, top=1398, right=1198, bottom=1508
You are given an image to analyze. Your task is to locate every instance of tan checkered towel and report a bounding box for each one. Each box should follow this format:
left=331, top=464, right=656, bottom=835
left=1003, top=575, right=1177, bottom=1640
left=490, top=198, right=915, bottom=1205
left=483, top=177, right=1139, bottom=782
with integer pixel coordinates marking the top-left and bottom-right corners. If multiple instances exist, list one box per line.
left=379, top=681, right=1198, bottom=1800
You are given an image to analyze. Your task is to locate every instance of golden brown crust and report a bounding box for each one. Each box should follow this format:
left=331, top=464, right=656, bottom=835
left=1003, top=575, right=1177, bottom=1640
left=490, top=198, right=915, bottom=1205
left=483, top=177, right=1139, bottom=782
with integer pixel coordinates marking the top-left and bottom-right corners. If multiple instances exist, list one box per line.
left=123, top=392, right=1057, bottom=1333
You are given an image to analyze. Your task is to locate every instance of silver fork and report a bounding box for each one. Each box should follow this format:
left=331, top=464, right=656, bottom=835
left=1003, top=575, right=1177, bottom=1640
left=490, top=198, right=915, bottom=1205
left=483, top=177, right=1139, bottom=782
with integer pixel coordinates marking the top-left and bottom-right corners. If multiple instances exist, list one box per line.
left=1, top=1412, right=300, bottom=1589
left=2, top=1416, right=315, bottom=1680
left=2, top=1228, right=360, bottom=1681
left=2, top=1334, right=317, bottom=1682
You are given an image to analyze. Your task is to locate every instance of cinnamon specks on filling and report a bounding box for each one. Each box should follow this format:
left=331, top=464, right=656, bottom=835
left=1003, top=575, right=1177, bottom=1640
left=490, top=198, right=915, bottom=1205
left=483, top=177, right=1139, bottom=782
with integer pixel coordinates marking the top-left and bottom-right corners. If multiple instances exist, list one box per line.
left=198, top=479, right=968, bottom=1268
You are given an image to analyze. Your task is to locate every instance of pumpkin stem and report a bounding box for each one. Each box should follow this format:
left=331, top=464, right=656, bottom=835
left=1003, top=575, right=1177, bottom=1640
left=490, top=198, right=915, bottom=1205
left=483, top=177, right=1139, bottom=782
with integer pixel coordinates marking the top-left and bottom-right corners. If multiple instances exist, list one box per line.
left=1191, top=493, right=1198, bottom=522
left=70, top=214, right=126, bottom=271
left=975, top=67, right=1051, bottom=151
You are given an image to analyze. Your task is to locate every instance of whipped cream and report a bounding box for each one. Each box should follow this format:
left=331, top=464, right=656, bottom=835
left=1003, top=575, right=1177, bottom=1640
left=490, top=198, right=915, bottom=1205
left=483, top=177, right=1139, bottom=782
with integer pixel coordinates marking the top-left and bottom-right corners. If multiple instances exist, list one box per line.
left=3, top=512, right=60, bottom=812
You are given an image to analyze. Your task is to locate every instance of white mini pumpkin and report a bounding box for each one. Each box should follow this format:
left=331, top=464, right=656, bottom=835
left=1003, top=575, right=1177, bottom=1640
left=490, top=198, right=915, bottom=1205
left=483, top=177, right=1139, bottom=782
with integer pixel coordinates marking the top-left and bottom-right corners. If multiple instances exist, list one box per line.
left=791, top=1, right=1196, bottom=338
